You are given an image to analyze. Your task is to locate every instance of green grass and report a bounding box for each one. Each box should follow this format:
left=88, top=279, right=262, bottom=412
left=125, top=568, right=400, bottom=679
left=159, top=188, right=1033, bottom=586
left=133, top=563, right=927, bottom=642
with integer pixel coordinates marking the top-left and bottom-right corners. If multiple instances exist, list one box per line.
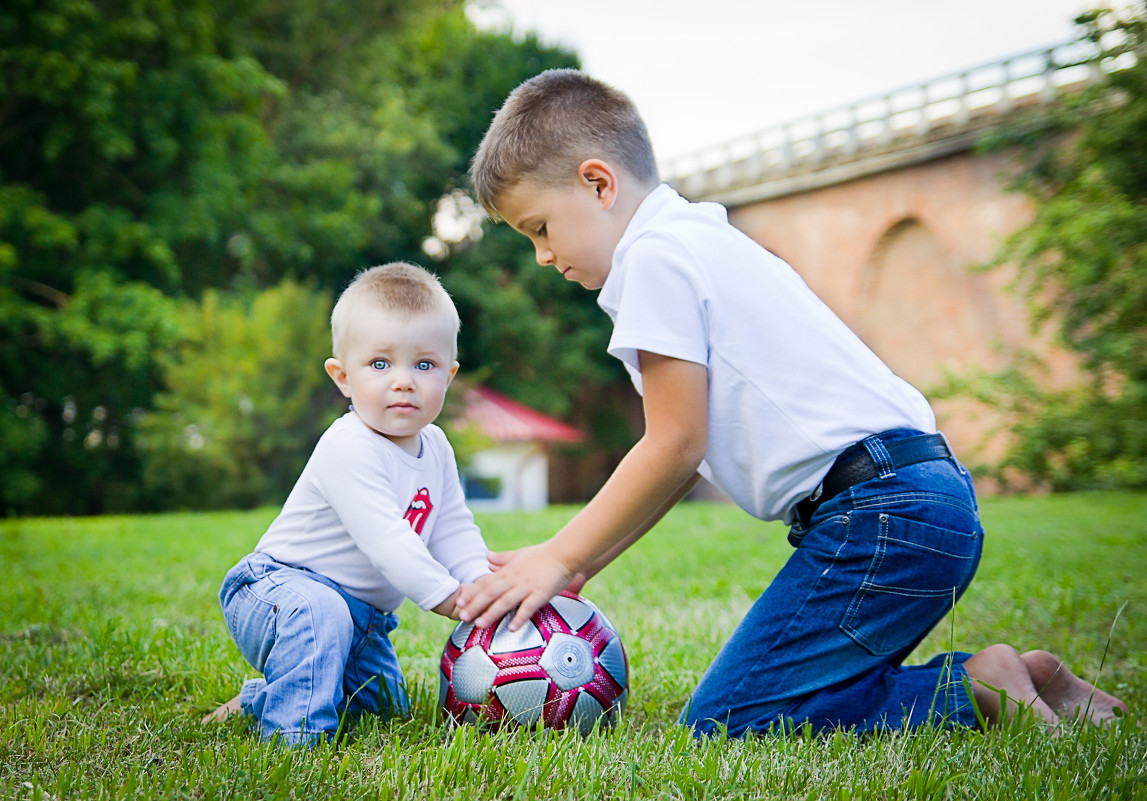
left=2, top=492, right=1145, bottom=799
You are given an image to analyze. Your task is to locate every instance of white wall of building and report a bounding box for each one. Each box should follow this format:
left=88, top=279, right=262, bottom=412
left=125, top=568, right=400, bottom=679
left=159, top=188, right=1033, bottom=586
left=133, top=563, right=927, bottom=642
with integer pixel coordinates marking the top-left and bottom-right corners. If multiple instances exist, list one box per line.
left=464, top=442, right=550, bottom=511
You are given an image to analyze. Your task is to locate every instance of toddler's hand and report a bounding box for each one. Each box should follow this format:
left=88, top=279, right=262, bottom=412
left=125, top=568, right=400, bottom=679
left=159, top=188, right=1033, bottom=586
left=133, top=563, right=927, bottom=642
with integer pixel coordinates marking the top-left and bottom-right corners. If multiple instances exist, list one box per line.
left=431, top=587, right=463, bottom=620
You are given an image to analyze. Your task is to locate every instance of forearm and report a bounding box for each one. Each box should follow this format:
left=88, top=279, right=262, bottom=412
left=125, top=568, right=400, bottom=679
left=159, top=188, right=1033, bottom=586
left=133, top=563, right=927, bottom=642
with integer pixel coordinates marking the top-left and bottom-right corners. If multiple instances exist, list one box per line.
left=547, top=436, right=703, bottom=577
left=580, top=472, right=701, bottom=580
left=431, top=588, right=463, bottom=620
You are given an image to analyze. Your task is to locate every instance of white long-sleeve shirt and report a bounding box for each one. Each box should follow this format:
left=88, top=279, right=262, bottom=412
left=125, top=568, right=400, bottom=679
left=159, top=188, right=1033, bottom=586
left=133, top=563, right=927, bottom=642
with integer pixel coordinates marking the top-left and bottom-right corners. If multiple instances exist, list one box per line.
left=254, top=412, right=489, bottom=612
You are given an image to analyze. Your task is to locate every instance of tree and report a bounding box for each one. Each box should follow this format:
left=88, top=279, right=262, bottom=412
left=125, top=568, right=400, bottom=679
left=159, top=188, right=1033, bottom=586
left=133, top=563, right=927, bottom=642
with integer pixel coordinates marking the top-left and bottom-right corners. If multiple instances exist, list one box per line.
left=956, top=3, right=1147, bottom=490
left=1, top=0, right=284, bottom=513
left=136, top=281, right=339, bottom=510
left=0, top=0, right=585, bottom=514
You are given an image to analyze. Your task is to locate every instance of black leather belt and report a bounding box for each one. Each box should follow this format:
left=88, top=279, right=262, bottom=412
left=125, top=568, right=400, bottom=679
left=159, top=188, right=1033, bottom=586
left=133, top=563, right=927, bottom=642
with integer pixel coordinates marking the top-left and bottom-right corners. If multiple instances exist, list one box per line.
left=796, top=433, right=951, bottom=522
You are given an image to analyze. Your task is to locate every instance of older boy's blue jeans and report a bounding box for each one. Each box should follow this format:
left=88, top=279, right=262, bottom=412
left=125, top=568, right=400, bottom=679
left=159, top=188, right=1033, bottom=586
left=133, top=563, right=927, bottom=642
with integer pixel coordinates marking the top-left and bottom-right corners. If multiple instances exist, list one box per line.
left=219, top=552, right=408, bottom=745
left=680, top=429, right=984, bottom=736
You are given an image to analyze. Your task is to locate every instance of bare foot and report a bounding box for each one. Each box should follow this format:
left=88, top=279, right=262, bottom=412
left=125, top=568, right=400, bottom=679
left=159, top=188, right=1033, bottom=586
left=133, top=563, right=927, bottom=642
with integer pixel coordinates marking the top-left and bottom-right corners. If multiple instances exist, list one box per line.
left=202, top=694, right=242, bottom=724
left=1022, top=650, right=1128, bottom=726
left=964, top=644, right=1059, bottom=729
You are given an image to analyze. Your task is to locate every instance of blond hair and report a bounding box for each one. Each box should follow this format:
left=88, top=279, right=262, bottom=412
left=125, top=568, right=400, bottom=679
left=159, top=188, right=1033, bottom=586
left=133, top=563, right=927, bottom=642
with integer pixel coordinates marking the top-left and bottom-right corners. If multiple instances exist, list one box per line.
left=330, top=262, right=459, bottom=360
left=470, top=69, right=658, bottom=218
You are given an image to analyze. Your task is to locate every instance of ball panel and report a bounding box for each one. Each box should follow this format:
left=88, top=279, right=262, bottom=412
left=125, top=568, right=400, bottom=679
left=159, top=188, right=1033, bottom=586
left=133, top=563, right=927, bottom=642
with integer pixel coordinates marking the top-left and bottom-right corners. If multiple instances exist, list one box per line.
left=597, top=636, right=628, bottom=687
left=548, top=594, right=595, bottom=631
left=451, top=646, right=498, bottom=705
left=539, top=633, right=596, bottom=691
left=488, top=617, right=544, bottom=654
left=492, top=679, right=550, bottom=727
left=570, top=691, right=606, bottom=735
left=449, top=621, right=476, bottom=650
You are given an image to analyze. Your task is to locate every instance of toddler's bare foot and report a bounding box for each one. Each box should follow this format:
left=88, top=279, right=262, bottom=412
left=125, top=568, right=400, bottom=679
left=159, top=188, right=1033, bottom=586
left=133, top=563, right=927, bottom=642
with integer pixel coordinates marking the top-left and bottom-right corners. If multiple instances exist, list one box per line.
left=1022, top=650, right=1128, bottom=726
left=964, top=643, right=1059, bottom=729
left=202, top=694, right=242, bottom=724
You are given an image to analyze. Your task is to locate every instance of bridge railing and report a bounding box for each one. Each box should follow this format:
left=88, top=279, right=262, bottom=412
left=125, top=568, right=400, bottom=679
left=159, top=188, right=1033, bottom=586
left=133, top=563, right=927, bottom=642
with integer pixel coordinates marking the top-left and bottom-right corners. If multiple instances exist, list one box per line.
left=662, top=39, right=1115, bottom=199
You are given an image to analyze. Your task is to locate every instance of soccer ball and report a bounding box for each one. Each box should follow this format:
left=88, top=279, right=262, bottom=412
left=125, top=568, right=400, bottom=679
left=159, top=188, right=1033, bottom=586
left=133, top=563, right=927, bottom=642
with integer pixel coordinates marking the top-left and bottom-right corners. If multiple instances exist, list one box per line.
left=439, top=591, right=628, bottom=735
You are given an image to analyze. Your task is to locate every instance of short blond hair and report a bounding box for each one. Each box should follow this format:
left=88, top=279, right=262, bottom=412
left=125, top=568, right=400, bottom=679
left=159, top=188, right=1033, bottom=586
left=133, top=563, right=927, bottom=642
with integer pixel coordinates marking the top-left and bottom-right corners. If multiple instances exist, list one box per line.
left=330, top=262, right=459, bottom=360
left=470, top=69, right=658, bottom=218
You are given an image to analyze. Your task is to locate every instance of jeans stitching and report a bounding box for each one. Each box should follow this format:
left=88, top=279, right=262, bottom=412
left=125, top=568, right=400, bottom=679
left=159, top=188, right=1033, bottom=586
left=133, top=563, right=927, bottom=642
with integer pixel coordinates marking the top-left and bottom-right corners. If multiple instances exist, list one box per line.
left=840, top=512, right=888, bottom=651
left=852, top=490, right=976, bottom=517
left=717, top=515, right=853, bottom=717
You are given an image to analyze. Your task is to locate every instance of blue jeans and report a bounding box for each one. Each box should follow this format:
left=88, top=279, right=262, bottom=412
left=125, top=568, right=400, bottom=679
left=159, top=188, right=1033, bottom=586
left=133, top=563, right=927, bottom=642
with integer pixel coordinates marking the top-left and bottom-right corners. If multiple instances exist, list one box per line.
left=680, top=430, right=984, bottom=736
left=219, top=552, right=409, bottom=745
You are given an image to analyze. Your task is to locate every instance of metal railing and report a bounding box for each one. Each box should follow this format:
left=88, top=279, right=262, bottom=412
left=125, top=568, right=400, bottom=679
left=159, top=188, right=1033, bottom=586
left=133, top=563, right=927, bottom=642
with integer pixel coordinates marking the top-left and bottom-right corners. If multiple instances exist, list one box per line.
left=663, top=39, right=1109, bottom=199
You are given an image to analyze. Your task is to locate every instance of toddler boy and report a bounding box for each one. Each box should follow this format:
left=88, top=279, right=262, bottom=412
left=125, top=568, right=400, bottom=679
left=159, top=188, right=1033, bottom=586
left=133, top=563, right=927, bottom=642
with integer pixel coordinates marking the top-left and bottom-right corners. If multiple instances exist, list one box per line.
left=206, top=262, right=489, bottom=744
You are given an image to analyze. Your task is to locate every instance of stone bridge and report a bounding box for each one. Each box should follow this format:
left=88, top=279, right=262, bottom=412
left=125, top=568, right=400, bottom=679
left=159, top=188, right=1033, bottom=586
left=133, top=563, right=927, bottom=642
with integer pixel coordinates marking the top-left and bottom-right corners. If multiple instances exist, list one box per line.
left=663, top=42, right=1101, bottom=468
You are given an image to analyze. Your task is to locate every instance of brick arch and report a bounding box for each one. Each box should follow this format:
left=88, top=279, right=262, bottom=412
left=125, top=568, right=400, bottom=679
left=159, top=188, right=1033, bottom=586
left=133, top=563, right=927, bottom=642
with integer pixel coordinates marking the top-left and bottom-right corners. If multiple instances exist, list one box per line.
left=853, top=216, right=1003, bottom=389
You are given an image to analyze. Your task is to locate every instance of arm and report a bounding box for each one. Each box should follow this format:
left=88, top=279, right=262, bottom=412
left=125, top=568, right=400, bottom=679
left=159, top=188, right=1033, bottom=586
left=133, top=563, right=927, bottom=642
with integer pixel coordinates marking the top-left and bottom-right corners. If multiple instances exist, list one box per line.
left=579, top=471, right=701, bottom=580
left=457, top=352, right=708, bottom=630
left=431, top=587, right=464, bottom=620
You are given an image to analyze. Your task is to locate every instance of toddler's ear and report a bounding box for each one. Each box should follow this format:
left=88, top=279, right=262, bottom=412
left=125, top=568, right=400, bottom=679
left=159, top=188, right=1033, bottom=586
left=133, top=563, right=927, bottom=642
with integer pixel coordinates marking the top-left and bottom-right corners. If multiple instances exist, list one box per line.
left=324, top=358, right=351, bottom=397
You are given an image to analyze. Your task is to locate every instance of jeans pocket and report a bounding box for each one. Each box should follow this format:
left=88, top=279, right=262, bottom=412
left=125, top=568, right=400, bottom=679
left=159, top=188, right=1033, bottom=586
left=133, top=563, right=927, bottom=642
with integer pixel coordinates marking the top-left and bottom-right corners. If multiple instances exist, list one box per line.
left=840, top=512, right=979, bottom=656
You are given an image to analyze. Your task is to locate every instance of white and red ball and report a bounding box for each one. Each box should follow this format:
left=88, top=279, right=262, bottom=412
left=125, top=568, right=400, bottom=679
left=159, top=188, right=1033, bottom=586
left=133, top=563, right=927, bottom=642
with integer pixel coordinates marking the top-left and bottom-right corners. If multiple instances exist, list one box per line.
left=438, top=591, right=628, bottom=735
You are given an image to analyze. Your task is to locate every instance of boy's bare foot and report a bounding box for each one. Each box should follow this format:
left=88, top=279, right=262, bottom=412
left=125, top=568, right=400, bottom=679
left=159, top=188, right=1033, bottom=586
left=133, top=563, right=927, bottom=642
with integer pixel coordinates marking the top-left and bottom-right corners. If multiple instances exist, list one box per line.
left=1022, top=649, right=1128, bottom=726
left=964, top=643, right=1059, bottom=729
left=202, top=694, right=242, bottom=724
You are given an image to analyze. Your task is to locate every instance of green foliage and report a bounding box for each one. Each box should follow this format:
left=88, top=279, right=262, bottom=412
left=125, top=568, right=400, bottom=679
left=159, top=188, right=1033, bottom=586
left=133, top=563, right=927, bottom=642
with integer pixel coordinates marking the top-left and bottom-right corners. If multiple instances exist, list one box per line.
left=137, top=281, right=341, bottom=510
left=0, top=0, right=591, bottom=514
left=958, top=4, right=1147, bottom=490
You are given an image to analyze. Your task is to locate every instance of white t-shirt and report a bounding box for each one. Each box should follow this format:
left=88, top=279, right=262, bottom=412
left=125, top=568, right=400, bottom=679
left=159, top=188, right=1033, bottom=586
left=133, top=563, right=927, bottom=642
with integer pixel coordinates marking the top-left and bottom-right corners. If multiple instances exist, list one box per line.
left=597, top=184, right=936, bottom=523
left=254, top=412, right=490, bottom=612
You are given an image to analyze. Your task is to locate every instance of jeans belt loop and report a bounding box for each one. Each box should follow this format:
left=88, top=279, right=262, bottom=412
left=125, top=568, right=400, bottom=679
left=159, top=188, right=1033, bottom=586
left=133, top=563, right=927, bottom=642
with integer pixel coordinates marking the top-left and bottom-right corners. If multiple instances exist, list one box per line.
left=861, top=433, right=896, bottom=479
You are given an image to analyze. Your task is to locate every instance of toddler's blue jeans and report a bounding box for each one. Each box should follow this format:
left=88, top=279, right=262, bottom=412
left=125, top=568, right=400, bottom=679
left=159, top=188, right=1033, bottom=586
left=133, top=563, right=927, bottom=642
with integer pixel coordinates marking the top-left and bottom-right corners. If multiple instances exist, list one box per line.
left=219, top=552, right=408, bottom=745
left=680, top=429, right=984, bottom=736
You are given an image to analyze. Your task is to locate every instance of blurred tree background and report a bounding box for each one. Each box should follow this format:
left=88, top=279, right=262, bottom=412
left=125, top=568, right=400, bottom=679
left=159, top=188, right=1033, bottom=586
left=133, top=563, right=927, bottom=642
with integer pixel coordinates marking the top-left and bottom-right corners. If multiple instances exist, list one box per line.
left=0, top=0, right=629, bottom=515
left=951, top=3, right=1147, bottom=491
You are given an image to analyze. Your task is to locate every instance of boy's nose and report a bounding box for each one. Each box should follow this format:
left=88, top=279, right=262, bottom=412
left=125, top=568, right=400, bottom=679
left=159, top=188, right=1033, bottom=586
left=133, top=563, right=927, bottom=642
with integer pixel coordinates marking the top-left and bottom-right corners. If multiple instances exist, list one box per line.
left=391, top=368, right=415, bottom=389
left=535, top=245, right=555, bottom=266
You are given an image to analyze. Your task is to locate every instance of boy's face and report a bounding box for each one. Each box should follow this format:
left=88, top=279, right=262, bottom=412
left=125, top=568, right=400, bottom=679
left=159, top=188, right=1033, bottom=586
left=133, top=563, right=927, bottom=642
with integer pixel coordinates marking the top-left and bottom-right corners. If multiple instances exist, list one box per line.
left=497, top=165, right=628, bottom=291
left=325, top=307, right=459, bottom=455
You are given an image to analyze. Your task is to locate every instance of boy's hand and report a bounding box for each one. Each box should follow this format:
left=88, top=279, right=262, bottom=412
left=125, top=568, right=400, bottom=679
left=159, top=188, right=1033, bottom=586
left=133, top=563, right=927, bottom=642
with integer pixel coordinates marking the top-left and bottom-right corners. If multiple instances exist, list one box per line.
left=457, top=543, right=575, bottom=631
left=488, top=548, right=588, bottom=595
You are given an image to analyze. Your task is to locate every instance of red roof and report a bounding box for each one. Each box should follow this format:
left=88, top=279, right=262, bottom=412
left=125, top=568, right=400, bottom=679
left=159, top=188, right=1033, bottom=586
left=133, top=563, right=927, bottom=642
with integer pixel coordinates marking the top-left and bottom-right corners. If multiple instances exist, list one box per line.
left=457, top=387, right=584, bottom=444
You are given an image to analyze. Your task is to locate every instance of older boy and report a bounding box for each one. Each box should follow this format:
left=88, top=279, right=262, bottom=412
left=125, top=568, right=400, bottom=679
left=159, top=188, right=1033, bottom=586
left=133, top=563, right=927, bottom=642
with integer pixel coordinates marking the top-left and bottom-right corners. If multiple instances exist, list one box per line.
left=456, top=70, right=1127, bottom=735
left=206, top=262, right=489, bottom=744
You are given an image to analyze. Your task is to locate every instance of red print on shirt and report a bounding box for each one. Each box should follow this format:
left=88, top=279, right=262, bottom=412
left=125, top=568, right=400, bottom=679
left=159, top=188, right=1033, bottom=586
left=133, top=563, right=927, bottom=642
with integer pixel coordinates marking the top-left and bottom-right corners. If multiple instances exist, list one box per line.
left=403, top=487, right=433, bottom=535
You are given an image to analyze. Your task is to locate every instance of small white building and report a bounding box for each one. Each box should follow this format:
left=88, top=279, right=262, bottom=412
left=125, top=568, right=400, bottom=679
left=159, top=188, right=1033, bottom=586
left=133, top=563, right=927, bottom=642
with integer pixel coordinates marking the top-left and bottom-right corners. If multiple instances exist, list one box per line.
left=452, top=387, right=584, bottom=511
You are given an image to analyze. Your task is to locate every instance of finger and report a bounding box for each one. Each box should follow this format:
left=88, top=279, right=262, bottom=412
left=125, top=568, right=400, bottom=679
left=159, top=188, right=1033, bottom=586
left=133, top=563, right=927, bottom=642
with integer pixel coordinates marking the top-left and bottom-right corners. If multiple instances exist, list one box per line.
left=565, top=572, right=588, bottom=595
left=473, top=585, right=529, bottom=630
left=487, top=549, right=512, bottom=566
left=458, top=573, right=515, bottom=624
left=508, top=591, right=552, bottom=632
left=455, top=574, right=492, bottom=610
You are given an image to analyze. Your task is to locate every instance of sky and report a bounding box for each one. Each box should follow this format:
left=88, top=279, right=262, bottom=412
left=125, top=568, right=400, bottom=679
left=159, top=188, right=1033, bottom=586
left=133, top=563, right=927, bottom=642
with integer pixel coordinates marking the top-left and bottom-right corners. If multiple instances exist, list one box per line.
left=469, top=0, right=1100, bottom=167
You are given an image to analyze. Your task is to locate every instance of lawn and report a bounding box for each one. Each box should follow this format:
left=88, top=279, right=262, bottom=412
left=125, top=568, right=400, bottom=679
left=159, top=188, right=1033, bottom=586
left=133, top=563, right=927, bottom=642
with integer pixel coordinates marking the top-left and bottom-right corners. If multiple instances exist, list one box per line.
left=2, top=492, right=1145, bottom=799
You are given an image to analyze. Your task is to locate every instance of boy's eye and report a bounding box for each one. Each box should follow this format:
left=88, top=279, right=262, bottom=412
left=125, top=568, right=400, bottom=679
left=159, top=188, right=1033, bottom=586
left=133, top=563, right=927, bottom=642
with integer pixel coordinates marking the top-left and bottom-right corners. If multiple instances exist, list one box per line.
left=415, top=360, right=434, bottom=371
left=536, top=223, right=547, bottom=237
left=371, top=359, right=389, bottom=370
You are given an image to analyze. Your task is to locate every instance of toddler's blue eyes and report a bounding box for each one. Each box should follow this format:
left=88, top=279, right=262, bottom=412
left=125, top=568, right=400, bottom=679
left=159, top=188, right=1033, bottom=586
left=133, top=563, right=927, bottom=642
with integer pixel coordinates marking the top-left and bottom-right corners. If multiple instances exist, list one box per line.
left=416, top=360, right=434, bottom=371
left=371, top=359, right=389, bottom=370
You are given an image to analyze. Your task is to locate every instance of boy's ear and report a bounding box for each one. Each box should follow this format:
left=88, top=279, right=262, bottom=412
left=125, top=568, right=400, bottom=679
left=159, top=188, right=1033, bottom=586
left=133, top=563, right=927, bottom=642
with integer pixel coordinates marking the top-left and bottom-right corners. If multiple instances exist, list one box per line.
left=577, top=159, right=618, bottom=210
left=447, top=361, right=460, bottom=385
left=324, top=358, right=352, bottom=398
